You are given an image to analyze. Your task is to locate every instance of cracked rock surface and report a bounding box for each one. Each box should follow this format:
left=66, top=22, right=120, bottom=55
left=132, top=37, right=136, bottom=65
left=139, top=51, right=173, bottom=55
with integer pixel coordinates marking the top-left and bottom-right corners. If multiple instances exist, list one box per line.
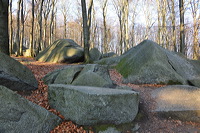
left=0, top=85, right=61, bottom=133
left=116, top=40, right=200, bottom=87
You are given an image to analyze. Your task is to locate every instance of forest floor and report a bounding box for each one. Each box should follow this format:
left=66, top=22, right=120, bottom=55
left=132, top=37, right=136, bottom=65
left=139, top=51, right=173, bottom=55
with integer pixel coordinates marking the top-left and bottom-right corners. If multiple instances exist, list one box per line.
left=14, top=57, right=200, bottom=133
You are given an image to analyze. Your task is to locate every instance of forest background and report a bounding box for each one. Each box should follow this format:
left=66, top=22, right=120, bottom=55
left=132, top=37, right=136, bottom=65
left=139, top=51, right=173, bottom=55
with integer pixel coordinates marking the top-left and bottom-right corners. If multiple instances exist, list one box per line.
left=9, top=0, right=200, bottom=59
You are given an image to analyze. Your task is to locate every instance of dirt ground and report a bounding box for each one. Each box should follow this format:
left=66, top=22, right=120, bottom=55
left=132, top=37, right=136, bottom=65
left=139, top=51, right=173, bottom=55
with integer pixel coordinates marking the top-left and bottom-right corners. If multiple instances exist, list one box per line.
left=15, top=57, right=200, bottom=133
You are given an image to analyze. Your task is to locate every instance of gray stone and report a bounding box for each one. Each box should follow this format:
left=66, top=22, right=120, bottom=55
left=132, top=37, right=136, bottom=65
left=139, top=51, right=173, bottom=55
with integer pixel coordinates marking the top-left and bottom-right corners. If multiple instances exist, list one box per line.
left=42, top=65, right=84, bottom=85
left=0, top=52, right=37, bottom=91
left=0, top=85, right=61, bottom=133
left=43, top=64, right=114, bottom=88
left=42, top=69, right=61, bottom=85
left=73, top=64, right=114, bottom=87
left=54, top=65, right=83, bottom=84
left=35, top=39, right=84, bottom=63
left=72, top=71, right=112, bottom=87
left=116, top=40, right=200, bottom=86
left=90, top=48, right=102, bottom=61
left=151, top=85, right=200, bottom=122
left=95, top=56, right=122, bottom=66
left=48, top=84, right=139, bottom=125
left=102, top=52, right=116, bottom=58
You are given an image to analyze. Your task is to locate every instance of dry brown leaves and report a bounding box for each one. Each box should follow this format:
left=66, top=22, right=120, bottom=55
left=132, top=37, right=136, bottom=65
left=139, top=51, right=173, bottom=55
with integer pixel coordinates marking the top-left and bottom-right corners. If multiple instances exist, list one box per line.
left=14, top=57, right=200, bottom=133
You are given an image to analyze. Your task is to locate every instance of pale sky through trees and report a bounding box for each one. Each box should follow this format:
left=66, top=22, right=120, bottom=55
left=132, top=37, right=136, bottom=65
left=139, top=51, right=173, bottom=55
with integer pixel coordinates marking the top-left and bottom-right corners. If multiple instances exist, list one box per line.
left=10, top=0, right=199, bottom=58
left=11, top=0, right=196, bottom=26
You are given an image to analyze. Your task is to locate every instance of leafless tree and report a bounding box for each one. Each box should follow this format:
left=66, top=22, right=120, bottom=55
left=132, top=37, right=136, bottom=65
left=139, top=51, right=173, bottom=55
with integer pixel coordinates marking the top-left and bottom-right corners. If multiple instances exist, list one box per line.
left=81, top=0, right=93, bottom=63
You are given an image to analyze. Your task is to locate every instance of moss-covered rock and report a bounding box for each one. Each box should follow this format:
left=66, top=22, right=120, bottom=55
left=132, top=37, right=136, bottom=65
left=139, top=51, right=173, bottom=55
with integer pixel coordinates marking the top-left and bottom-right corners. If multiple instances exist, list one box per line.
left=116, top=40, right=200, bottom=86
left=35, top=39, right=84, bottom=63
left=89, top=48, right=102, bottom=61
left=43, top=64, right=115, bottom=88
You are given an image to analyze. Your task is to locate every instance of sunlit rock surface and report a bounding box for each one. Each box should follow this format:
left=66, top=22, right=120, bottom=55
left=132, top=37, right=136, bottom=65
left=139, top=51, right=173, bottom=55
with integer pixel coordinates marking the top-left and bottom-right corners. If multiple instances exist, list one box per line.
left=152, top=85, right=200, bottom=122
left=35, top=39, right=84, bottom=63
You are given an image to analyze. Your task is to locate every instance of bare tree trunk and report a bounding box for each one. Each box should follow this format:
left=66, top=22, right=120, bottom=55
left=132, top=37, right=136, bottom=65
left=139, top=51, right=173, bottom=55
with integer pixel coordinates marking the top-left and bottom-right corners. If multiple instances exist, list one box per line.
left=156, top=0, right=161, bottom=44
left=124, top=0, right=129, bottom=52
left=119, top=19, right=123, bottom=55
left=129, top=0, right=139, bottom=47
left=179, top=0, right=185, bottom=54
left=49, top=0, right=56, bottom=45
left=170, top=0, right=177, bottom=51
left=81, top=0, right=93, bottom=63
left=102, top=0, right=108, bottom=53
left=9, top=0, right=13, bottom=54
left=0, top=0, right=9, bottom=55
left=30, top=0, right=34, bottom=57
left=19, top=0, right=24, bottom=56
left=113, top=0, right=124, bottom=55
left=161, top=0, right=168, bottom=48
left=38, top=0, right=44, bottom=51
left=64, top=15, right=67, bottom=38
left=90, top=5, right=96, bottom=49
left=16, top=0, right=21, bottom=56
left=54, top=14, right=57, bottom=41
left=190, top=0, right=199, bottom=60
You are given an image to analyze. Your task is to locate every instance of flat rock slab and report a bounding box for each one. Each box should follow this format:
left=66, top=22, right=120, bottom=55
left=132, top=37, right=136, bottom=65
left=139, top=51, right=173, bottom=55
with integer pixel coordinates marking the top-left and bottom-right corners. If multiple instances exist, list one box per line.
left=48, top=84, right=139, bottom=125
left=0, top=85, right=61, bottom=133
left=0, top=52, right=37, bottom=91
left=152, top=85, right=200, bottom=122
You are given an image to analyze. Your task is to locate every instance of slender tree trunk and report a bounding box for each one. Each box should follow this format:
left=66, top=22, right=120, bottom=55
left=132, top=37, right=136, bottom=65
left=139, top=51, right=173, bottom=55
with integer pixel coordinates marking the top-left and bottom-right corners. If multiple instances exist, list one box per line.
left=54, top=14, right=57, bottom=41
left=81, top=0, right=93, bottom=63
left=102, top=0, right=108, bottom=53
left=161, top=0, right=168, bottom=48
left=171, top=0, right=177, bottom=51
left=64, top=15, right=67, bottom=38
left=190, top=0, right=199, bottom=60
left=38, top=0, right=44, bottom=51
left=19, top=0, right=24, bottom=56
left=179, top=0, right=185, bottom=54
left=0, top=0, right=9, bottom=55
left=156, top=0, right=161, bottom=44
left=30, top=0, right=34, bottom=57
left=124, top=0, right=129, bottom=52
left=9, top=0, right=13, bottom=54
left=43, top=19, right=47, bottom=48
left=16, top=0, right=21, bottom=56
left=119, top=19, right=123, bottom=55
left=49, top=0, right=56, bottom=46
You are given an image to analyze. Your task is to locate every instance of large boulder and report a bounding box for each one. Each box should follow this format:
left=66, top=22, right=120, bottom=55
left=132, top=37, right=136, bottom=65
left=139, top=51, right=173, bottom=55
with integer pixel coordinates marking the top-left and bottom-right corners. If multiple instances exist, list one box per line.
left=116, top=40, right=200, bottom=86
left=48, top=84, right=139, bottom=125
left=95, top=56, right=122, bottom=66
left=43, top=64, right=114, bottom=88
left=0, top=52, right=37, bottom=91
left=0, top=85, right=61, bottom=132
left=102, top=52, right=117, bottom=58
left=35, top=39, right=84, bottom=63
left=151, top=85, right=200, bottom=122
left=89, top=48, right=102, bottom=61
left=72, top=64, right=114, bottom=87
